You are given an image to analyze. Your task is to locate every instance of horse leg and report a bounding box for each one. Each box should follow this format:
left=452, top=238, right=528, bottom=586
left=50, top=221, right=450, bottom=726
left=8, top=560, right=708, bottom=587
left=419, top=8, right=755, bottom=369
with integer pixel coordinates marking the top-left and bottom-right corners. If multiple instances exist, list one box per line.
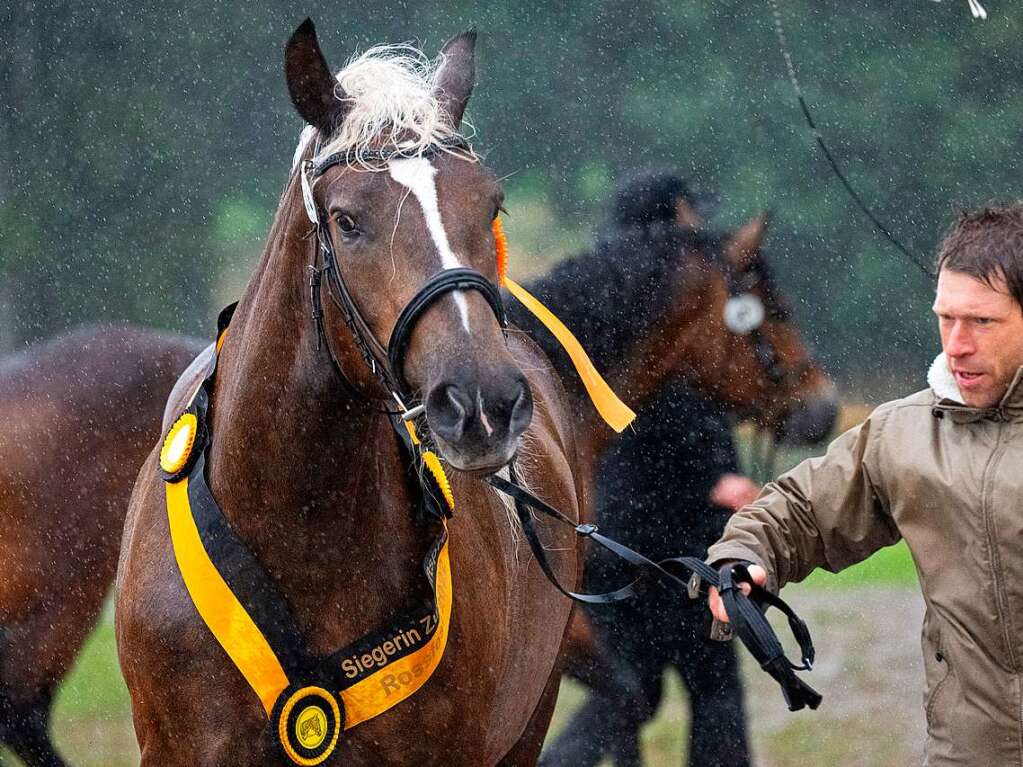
left=0, top=591, right=103, bottom=767
left=0, top=689, right=65, bottom=767
left=559, top=607, right=646, bottom=700
left=539, top=652, right=661, bottom=767
left=674, top=637, right=751, bottom=767
left=496, top=665, right=563, bottom=767
left=0, top=624, right=62, bottom=767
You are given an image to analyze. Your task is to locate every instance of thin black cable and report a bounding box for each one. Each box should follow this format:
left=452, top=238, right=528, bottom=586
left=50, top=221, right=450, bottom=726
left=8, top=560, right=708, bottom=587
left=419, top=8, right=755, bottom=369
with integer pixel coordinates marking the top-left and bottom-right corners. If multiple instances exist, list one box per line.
left=767, top=0, right=935, bottom=278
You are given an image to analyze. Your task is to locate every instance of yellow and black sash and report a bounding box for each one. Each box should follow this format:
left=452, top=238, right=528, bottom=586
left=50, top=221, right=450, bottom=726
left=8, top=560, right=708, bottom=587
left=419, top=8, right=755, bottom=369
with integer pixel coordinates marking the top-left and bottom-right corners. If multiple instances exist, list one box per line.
left=160, top=305, right=455, bottom=766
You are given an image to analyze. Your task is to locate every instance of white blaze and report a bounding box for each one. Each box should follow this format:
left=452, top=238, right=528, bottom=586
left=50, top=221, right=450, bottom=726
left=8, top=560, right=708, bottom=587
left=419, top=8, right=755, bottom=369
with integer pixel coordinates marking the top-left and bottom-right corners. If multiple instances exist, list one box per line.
left=388, top=156, right=471, bottom=332
left=478, top=391, right=494, bottom=437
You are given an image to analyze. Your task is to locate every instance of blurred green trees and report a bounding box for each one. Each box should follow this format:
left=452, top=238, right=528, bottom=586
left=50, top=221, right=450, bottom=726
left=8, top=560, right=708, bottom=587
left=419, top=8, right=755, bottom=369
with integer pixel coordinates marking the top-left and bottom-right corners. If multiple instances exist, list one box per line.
left=2, top=1, right=1021, bottom=389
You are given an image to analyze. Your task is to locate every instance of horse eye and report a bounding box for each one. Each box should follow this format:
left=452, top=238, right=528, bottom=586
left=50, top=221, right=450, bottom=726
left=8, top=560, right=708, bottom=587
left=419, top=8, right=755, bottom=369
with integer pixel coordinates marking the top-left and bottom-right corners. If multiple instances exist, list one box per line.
left=336, top=214, right=358, bottom=235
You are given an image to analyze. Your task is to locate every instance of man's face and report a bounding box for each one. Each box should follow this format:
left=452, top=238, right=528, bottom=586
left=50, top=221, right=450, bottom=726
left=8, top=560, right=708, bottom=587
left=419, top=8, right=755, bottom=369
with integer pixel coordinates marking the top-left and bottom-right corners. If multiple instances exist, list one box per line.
left=933, top=268, right=1023, bottom=407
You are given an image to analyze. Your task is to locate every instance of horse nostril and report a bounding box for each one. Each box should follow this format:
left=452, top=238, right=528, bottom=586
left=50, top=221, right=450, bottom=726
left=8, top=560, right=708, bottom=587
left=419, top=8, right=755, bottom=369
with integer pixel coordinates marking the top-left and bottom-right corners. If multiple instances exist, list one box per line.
left=426, top=384, right=471, bottom=444
left=508, top=378, right=533, bottom=438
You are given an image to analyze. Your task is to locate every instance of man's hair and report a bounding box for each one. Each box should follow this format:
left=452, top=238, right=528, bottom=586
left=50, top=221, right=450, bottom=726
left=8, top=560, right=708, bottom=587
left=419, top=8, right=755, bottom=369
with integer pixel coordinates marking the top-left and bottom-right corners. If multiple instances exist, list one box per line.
left=937, top=203, right=1023, bottom=310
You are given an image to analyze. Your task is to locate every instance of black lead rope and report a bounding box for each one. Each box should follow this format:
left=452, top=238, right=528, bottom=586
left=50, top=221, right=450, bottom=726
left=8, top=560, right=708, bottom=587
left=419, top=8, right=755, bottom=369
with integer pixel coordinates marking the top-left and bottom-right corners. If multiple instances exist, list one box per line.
left=717, top=564, right=821, bottom=711
left=488, top=471, right=823, bottom=712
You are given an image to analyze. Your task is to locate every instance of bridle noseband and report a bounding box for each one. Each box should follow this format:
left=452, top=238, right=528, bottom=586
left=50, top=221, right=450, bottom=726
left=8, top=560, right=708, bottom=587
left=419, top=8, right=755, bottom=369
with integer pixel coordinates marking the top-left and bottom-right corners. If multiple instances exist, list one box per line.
left=301, top=138, right=507, bottom=415
left=717, top=249, right=815, bottom=479
left=388, top=267, right=506, bottom=386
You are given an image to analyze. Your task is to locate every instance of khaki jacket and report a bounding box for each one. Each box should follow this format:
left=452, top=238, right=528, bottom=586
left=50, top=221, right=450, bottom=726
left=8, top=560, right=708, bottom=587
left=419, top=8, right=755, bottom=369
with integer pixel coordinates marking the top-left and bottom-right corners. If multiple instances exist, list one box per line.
left=708, top=356, right=1023, bottom=766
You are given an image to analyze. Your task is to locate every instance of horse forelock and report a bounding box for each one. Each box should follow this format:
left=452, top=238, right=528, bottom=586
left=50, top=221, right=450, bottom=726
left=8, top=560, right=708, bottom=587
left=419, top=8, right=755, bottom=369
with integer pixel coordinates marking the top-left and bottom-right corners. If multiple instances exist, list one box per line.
left=291, top=43, right=477, bottom=172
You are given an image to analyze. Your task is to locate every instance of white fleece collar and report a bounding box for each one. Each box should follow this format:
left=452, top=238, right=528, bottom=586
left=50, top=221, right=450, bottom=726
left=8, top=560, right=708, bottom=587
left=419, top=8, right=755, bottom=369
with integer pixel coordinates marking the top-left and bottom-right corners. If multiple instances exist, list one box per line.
left=927, top=353, right=965, bottom=404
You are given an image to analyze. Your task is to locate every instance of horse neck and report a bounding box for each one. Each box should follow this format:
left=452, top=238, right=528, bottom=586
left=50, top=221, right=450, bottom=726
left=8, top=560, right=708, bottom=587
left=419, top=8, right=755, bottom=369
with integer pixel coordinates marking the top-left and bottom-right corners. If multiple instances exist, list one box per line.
left=207, top=176, right=416, bottom=567
left=578, top=282, right=713, bottom=466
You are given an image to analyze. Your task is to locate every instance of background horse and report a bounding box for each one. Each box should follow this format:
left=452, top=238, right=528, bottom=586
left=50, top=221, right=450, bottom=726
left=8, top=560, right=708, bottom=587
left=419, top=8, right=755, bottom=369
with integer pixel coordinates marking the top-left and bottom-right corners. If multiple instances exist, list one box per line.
left=507, top=204, right=838, bottom=709
left=116, top=22, right=583, bottom=766
left=509, top=213, right=837, bottom=476
left=0, top=326, right=203, bottom=767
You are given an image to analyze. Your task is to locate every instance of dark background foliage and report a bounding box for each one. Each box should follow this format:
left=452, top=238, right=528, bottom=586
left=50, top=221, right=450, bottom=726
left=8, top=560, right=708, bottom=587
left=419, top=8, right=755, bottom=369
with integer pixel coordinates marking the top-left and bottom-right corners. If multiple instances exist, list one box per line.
left=3, top=1, right=1021, bottom=393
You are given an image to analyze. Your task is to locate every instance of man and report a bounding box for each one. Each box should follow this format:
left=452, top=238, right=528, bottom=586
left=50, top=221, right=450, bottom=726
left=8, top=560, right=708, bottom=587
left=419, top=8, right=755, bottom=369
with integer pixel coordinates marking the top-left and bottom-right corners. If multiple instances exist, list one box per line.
left=541, top=169, right=759, bottom=767
left=707, top=205, right=1023, bottom=766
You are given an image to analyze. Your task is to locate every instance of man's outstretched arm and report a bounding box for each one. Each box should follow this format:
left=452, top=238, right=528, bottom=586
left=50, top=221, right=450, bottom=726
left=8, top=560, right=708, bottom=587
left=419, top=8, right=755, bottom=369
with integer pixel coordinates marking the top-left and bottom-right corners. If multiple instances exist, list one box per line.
left=706, top=406, right=901, bottom=619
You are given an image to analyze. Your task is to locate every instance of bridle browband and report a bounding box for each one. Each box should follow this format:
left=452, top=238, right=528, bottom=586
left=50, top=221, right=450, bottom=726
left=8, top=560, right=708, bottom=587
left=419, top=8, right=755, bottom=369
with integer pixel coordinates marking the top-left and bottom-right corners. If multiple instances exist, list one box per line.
left=302, top=135, right=506, bottom=413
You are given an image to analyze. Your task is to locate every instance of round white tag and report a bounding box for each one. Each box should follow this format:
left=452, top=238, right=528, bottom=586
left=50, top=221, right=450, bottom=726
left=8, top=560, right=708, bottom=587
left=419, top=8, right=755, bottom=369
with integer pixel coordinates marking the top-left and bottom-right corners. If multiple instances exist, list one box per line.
left=723, top=294, right=766, bottom=335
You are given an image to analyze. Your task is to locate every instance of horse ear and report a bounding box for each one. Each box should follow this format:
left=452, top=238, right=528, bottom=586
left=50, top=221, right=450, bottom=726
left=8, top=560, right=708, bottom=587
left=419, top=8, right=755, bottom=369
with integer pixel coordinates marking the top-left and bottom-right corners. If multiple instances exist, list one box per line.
left=285, top=19, right=348, bottom=135
left=725, top=211, right=770, bottom=269
left=434, top=30, right=477, bottom=129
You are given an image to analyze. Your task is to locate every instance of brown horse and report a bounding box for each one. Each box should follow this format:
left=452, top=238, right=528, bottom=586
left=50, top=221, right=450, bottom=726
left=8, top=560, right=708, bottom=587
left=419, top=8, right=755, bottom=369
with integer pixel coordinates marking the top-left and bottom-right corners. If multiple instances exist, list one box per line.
left=116, top=21, right=583, bottom=766
left=509, top=211, right=836, bottom=486
left=0, top=91, right=827, bottom=767
left=0, top=325, right=203, bottom=767
left=596, top=215, right=837, bottom=457
left=507, top=208, right=837, bottom=700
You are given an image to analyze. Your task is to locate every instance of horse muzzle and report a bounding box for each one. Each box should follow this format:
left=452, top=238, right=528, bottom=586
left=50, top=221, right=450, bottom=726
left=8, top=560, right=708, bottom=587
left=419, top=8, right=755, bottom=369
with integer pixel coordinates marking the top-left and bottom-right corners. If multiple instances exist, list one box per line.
left=776, top=389, right=839, bottom=446
left=425, top=371, right=533, bottom=473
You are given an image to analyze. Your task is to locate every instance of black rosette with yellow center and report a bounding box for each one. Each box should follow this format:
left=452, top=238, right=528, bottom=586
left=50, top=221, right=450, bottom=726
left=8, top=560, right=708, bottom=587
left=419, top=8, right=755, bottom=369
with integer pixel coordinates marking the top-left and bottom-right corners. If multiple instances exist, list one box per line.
left=273, top=685, right=343, bottom=766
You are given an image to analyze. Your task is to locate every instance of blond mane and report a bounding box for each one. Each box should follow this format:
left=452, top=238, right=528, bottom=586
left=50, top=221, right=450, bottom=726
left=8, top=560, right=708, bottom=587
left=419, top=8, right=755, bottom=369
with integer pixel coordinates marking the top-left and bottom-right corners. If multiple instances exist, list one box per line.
left=292, top=43, right=476, bottom=170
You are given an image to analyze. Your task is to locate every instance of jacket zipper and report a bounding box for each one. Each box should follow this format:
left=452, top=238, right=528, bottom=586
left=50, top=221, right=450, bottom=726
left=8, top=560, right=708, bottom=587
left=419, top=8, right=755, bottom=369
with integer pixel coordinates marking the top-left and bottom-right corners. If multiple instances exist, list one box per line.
left=981, top=419, right=1016, bottom=671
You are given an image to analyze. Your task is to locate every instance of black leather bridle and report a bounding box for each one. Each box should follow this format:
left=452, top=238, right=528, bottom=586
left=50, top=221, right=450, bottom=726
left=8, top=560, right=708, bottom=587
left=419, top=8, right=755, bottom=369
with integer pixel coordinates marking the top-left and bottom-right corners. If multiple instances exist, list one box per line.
left=719, top=253, right=793, bottom=387
left=300, top=138, right=507, bottom=415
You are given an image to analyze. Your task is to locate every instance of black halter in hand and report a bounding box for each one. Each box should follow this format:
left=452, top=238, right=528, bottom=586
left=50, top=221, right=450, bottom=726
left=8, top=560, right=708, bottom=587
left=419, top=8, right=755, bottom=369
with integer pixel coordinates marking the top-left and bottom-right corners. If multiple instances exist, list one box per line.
left=487, top=472, right=823, bottom=712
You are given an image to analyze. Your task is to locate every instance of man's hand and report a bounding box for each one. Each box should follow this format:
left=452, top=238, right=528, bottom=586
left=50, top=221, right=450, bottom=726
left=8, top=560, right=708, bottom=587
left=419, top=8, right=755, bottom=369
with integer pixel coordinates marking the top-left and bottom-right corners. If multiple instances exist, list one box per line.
left=709, top=473, right=761, bottom=512
left=708, top=564, right=768, bottom=623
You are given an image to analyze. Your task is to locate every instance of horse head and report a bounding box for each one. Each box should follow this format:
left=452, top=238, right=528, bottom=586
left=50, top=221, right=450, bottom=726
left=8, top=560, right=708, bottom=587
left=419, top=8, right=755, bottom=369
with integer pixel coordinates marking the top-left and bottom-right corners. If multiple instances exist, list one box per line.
left=285, top=20, right=531, bottom=473
left=692, top=213, right=838, bottom=445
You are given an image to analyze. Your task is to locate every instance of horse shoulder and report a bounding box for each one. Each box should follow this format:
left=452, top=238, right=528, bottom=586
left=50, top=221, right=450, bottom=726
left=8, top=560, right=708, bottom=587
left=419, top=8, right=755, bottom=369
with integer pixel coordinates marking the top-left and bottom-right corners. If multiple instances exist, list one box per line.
left=116, top=458, right=268, bottom=765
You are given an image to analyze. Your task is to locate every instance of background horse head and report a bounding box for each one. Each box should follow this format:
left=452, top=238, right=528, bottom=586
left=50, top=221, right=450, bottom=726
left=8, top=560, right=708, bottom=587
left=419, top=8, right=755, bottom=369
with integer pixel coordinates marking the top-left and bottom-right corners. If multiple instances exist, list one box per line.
left=508, top=210, right=837, bottom=465
left=280, top=20, right=529, bottom=472
left=708, top=215, right=837, bottom=446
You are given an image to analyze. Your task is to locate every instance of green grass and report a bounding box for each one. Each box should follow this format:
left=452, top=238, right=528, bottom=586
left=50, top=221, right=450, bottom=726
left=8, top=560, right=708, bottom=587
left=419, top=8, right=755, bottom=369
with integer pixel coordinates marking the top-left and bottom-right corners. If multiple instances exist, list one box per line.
left=50, top=615, right=139, bottom=767
left=803, top=540, right=918, bottom=589
left=53, top=619, right=131, bottom=717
